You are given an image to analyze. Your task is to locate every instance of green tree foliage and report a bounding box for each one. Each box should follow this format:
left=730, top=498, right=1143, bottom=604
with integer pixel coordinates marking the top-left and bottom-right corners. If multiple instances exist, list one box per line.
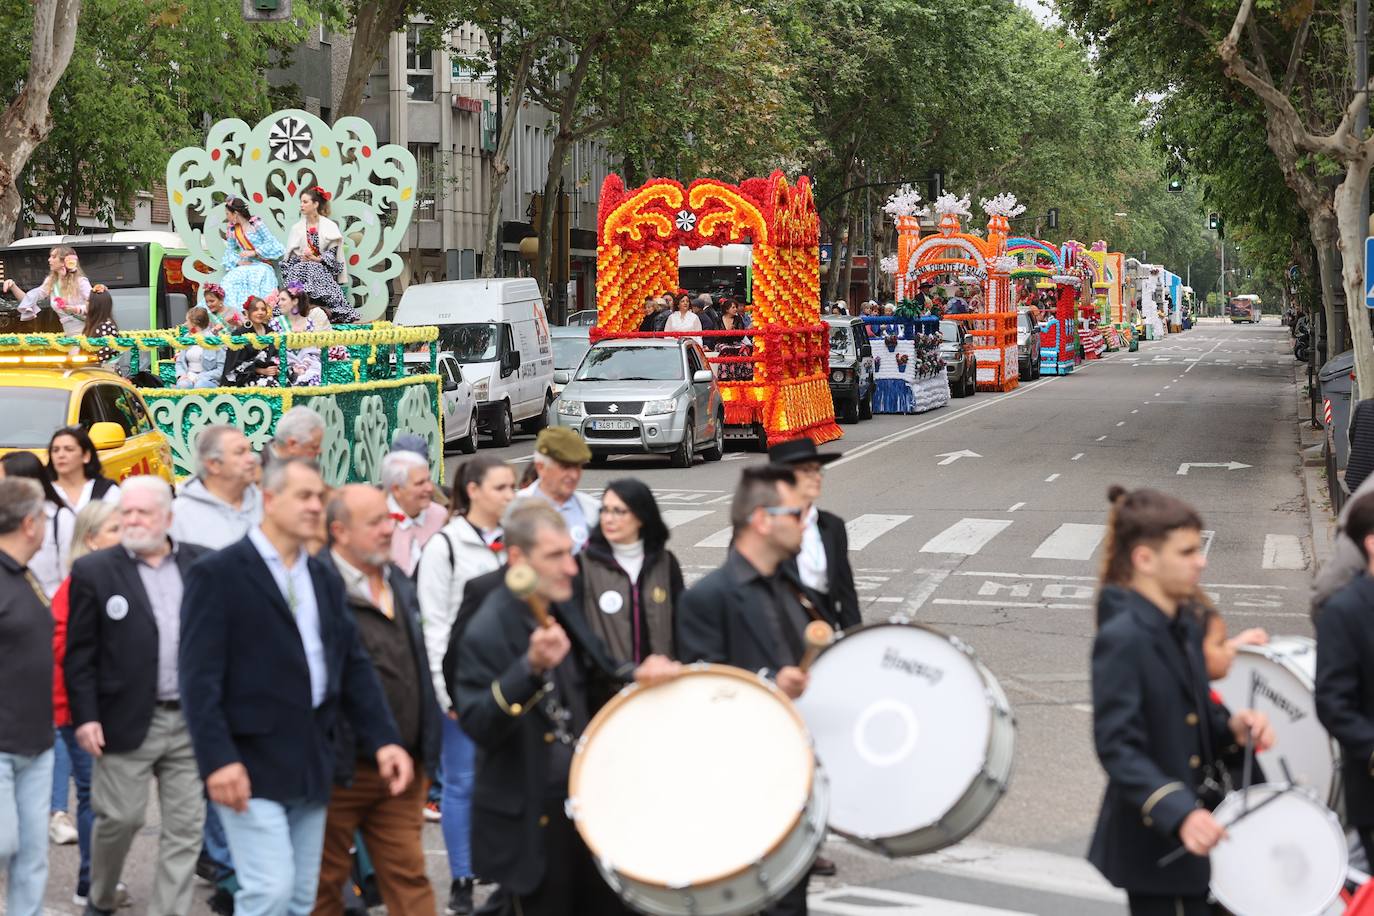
left=0, top=0, right=312, bottom=234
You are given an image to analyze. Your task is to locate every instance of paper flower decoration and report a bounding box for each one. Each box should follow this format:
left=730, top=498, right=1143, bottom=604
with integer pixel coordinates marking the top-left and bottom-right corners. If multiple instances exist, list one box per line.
left=980, top=193, right=1027, bottom=219
left=882, top=184, right=926, bottom=218
left=879, top=255, right=898, bottom=275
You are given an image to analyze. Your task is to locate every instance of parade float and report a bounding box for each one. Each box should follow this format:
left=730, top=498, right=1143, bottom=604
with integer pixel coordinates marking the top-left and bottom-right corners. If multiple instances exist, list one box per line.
left=591, top=171, right=840, bottom=448
left=890, top=191, right=1022, bottom=392
left=0, top=110, right=443, bottom=486
left=1007, top=237, right=1080, bottom=375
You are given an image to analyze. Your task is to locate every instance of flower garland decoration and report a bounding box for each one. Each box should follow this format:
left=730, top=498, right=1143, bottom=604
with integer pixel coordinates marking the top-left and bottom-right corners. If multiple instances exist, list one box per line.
left=990, top=256, right=1019, bottom=274
left=879, top=255, right=898, bottom=275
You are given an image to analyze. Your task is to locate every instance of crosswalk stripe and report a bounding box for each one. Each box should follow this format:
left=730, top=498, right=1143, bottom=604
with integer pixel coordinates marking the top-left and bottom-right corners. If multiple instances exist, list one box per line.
left=920, top=518, right=1012, bottom=555
left=1201, top=530, right=1215, bottom=558
left=1031, top=523, right=1107, bottom=560
left=660, top=509, right=715, bottom=530
left=1262, top=533, right=1306, bottom=570
left=810, top=887, right=1034, bottom=915
left=694, top=527, right=734, bottom=549
left=845, top=514, right=911, bottom=550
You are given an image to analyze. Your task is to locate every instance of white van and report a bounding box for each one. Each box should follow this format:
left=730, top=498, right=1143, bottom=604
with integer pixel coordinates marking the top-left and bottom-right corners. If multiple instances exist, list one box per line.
left=394, top=278, right=555, bottom=446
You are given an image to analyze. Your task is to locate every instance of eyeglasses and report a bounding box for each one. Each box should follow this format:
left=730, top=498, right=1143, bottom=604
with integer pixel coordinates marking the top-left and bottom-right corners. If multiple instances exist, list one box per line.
left=763, top=506, right=804, bottom=520
left=599, top=505, right=632, bottom=518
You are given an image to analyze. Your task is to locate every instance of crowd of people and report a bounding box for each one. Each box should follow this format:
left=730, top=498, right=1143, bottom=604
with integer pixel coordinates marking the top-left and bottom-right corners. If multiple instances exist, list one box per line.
left=0, top=410, right=864, bottom=916
left=0, top=187, right=356, bottom=390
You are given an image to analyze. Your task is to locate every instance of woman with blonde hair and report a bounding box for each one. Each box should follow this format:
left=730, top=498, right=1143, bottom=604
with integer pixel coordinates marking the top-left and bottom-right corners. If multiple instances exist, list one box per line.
left=3, top=246, right=90, bottom=334
left=51, top=501, right=122, bottom=908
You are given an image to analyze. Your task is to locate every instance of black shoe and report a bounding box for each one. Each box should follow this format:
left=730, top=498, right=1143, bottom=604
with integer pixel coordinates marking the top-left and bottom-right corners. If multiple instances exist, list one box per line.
left=809, top=855, right=837, bottom=877
left=447, top=877, right=474, bottom=915
left=207, top=887, right=235, bottom=916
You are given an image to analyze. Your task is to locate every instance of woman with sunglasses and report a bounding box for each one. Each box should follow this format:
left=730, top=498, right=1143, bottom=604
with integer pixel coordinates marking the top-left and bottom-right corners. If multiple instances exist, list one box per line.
left=575, top=478, right=683, bottom=667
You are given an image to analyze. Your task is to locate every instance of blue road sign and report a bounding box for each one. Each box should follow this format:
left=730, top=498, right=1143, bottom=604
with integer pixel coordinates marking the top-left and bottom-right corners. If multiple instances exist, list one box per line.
left=1366, top=237, right=1374, bottom=308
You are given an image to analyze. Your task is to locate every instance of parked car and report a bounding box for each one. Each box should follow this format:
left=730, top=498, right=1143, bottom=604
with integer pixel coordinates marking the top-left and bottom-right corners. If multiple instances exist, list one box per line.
left=1016, top=308, right=1042, bottom=381
left=565, top=309, right=599, bottom=327
left=404, top=351, right=478, bottom=454
left=551, top=325, right=592, bottom=399
left=553, top=337, right=725, bottom=468
left=940, top=318, right=977, bottom=397
left=823, top=315, right=874, bottom=424
left=393, top=278, right=555, bottom=447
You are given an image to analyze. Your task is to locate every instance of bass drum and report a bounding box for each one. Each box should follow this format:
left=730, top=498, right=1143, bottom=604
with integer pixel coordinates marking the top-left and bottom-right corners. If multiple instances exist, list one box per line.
left=1209, top=784, right=1348, bottom=916
left=795, top=619, right=1015, bottom=856
left=567, top=664, right=828, bottom=916
left=1212, top=636, right=1340, bottom=807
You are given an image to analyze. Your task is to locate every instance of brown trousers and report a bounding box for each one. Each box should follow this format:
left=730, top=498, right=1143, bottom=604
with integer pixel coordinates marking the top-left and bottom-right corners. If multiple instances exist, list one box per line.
left=311, top=764, right=434, bottom=916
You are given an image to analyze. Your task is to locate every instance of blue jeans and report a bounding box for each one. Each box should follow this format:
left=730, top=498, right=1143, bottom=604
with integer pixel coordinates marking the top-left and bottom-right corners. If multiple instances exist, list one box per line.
left=0, top=749, right=55, bottom=916
left=214, top=799, right=327, bottom=916
left=57, top=727, right=93, bottom=892
left=203, top=804, right=235, bottom=875
left=440, top=714, right=474, bottom=879
left=51, top=729, right=70, bottom=812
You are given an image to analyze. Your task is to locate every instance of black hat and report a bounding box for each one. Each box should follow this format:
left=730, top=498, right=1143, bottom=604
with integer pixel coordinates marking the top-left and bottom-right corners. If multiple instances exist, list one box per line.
left=919, top=279, right=934, bottom=288
left=768, top=437, right=842, bottom=467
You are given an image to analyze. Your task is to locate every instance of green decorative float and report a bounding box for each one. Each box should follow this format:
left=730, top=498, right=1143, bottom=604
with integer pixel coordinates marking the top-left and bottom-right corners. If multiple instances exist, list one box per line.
left=165, top=109, right=418, bottom=321
left=0, top=324, right=442, bottom=486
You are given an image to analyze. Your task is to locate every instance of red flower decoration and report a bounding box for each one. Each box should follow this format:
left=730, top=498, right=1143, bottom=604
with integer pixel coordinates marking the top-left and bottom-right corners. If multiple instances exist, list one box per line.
left=252, top=192, right=264, bottom=203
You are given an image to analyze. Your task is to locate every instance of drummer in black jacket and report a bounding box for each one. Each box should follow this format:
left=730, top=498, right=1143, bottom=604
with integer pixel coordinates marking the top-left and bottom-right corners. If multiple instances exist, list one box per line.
left=1089, top=486, right=1273, bottom=916
left=677, top=465, right=816, bottom=915
left=1316, top=491, right=1374, bottom=863
left=452, top=499, right=678, bottom=916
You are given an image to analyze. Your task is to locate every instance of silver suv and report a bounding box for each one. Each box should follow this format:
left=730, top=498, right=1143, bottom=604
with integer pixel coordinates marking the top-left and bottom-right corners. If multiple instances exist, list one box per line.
left=553, top=337, right=725, bottom=468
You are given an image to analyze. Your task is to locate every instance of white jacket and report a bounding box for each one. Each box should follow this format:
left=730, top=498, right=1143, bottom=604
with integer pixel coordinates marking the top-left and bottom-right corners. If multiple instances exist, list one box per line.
left=416, top=516, right=504, bottom=711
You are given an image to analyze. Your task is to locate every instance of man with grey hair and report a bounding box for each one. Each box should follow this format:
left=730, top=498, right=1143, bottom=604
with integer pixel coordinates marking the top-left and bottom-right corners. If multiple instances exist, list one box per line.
left=454, top=498, right=677, bottom=912
left=66, top=476, right=209, bottom=916
left=518, top=427, right=599, bottom=554
left=380, top=449, right=445, bottom=577
left=264, top=406, right=326, bottom=469
left=0, top=477, right=56, bottom=916
left=172, top=424, right=263, bottom=550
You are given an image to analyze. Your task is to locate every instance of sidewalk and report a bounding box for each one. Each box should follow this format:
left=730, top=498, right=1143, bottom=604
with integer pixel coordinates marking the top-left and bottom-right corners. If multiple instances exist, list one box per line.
left=1296, top=360, right=1338, bottom=570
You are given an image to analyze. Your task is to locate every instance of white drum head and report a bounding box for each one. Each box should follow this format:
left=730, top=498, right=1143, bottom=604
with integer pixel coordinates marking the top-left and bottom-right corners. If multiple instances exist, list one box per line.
left=569, top=666, right=814, bottom=889
left=1210, top=786, right=1347, bottom=916
left=1213, top=637, right=1336, bottom=804
left=796, top=624, right=992, bottom=840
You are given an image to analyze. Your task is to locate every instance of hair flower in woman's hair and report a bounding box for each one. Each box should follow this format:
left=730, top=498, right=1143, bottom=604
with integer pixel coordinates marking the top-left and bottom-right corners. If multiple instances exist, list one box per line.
left=64, top=254, right=79, bottom=270
left=313, top=185, right=331, bottom=201
left=92, top=283, right=108, bottom=294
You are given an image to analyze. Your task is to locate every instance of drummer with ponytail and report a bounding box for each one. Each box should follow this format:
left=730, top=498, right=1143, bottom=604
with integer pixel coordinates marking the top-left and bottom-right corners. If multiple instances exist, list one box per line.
left=1088, top=485, right=1274, bottom=916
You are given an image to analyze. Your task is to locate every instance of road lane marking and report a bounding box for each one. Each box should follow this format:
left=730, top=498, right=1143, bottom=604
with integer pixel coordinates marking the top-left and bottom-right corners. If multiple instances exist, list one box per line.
left=660, top=509, right=715, bottom=529
left=1116, top=421, right=1125, bottom=426
left=1185, top=338, right=1225, bottom=372
left=809, top=886, right=1038, bottom=915
left=933, top=598, right=1090, bottom=610
left=920, top=519, right=1012, bottom=555
left=1044, top=473, right=1060, bottom=482
left=1007, top=502, right=1025, bottom=512
left=1096, top=435, right=1107, bottom=441
left=1032, top=523, right=1107, bottom=560
left=845, top=514, right=911, bottom=550
left=694, top=527, right=733, bottom=548
left=1262, top=534, right=1307, bottom=570
left=1071, top=452, right=1084, bottom=460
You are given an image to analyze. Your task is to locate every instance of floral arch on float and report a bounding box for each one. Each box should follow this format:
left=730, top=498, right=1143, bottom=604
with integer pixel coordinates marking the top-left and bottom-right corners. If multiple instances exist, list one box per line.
left=593, top=171, right=840, bottom=447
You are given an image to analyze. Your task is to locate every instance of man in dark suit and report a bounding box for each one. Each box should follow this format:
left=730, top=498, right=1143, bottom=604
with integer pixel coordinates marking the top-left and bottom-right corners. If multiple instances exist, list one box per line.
left=768, top=438, right=859, bottom=630
left=1317, top=492, right=1374, bottom=864
left=676, top=465, right=815, bottom=914
left=65, top=476, right=209, bottom=916
left=179, top=458, right=412, bottom=916
left=311, top=484, right=442, bottom=916
left=454, top=499, right=677, bottom=915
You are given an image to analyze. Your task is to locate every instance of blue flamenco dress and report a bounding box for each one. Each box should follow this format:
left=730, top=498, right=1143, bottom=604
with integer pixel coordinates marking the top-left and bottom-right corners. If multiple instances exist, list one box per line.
left=217, top=218, right=283, bottom=314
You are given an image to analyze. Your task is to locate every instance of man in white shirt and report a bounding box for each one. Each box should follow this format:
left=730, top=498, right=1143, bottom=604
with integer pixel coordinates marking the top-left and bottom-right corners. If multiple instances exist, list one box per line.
left=517, top=428, right=600, bottom=554
left=379, top=451, right=445, bottom=577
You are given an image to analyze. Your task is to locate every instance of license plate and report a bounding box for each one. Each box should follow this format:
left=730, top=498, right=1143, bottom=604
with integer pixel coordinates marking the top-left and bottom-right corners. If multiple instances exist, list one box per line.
left=589, top=419, right=634, bottom=431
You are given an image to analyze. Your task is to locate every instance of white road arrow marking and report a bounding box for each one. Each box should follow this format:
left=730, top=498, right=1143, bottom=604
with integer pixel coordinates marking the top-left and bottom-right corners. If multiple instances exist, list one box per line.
left=935, top=449, right=982, bottom=466
left=1176, top=461, right=1252, bottom=475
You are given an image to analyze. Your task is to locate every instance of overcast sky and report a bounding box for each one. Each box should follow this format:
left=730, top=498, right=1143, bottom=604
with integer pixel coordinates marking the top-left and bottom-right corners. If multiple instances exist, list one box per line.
left=1014, top=0, right=1059, bottom=26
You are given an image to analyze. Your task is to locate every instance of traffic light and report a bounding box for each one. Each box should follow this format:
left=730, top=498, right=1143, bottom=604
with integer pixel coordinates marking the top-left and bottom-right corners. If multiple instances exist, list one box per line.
left=1167, top=178, right=1184, bottom=193
left=929, top=169, right=944, bottom=199
left=242, top=0, right=292, bottom=21
left=1208, top=212, right=1220, bottom=230
left=1046, top=207, right=1059, bottom=230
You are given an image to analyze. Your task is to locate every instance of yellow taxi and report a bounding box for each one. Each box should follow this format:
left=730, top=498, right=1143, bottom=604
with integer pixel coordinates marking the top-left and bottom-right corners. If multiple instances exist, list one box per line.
left=0, top=355, right=175, bottom=484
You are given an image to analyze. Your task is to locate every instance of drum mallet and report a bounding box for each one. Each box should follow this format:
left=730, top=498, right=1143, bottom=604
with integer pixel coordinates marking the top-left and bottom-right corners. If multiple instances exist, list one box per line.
left=799, top=621, right=835, bottom=671
left=505, top=563, right=551, bottom=627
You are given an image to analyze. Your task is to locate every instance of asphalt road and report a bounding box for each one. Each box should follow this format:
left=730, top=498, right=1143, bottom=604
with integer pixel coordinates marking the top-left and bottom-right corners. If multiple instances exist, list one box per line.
left=32, top=318, right=1313, bottom=915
